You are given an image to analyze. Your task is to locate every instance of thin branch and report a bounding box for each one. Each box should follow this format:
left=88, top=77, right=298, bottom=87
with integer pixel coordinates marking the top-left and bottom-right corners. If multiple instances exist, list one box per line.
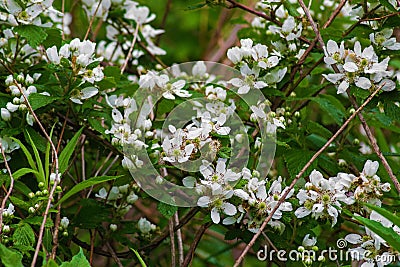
left=174, top=212, right=184, bottom=266
left=182, top=222, right=212, bottom=267
left=155, top=0, right=172, bottom=45
left=0, top=144, right=15, bottom=235
left=120, top=22, right=140, bottom=74
left=233, top=85, right=383, bottom=267
left=298, top=0, right=325, bottom=52
left=105, top=242, right=124, bottom=267
left=84, top=0, right=103, bottom=41
left=169, top=218, right=176, bottom=267
left=347, top=93, right=400, bottom=193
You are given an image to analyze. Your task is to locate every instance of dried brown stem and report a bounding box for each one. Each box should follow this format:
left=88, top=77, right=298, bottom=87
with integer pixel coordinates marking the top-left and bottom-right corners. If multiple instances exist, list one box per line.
left=84, top=0, right=103, bottom=41
left=182, top=222, right=212, bottom=267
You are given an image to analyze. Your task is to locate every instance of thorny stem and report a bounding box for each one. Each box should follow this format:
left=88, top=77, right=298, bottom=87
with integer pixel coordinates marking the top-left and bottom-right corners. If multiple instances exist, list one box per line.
left=233, top=85, right=383, bottom=267
left=0, top=144, right=15, bottom=236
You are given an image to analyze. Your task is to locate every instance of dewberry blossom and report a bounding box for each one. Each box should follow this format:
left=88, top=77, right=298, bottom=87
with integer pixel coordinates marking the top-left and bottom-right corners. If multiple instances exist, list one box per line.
left=295, top=170, right=355, bottom=226
left=228, top=64, right=267, bottom=94
left=370, top=28, right=400, bottom=50
left=268, top=16, right=302, bottom=42
left=323, top=40, right=396, bottom=93
left=197, top=159, right=240, bottom=224
left=345, top=211, right=398, bottom=266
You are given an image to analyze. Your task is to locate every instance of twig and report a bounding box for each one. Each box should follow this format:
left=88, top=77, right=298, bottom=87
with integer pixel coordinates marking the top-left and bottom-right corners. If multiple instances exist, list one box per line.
left=0, top=144, right=14, bottom=235
left=50, top=194, right=62, bottom=259
left=120, top=22, right=140, bottom=74
left=105, top=242, right=124, bottom=267
left=347, top=93, right=400, bottom=193
left=84, top=0, right=103, bottom=41
left=233, top=85, right=383, bottom=267
left=298, top=0, right=325, bottom=52
left=182, top=222, right=212, bottom=267
left=155, top=0, right=172, bottom=45
left=174, top=212, right=184, bottom=266
left=169, top=218, right=176, bottom=267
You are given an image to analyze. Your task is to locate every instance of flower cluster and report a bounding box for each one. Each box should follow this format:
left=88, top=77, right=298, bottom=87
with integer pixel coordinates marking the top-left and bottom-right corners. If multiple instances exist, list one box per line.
left=96, top=183, right=139, bottom=217
left=227, top=39, right=287, bottom=94
left=295, top=160, right=390, bottom=226
left=345, top=211, right=399, bottom=266
left=323, top=40, right=396, bottom=93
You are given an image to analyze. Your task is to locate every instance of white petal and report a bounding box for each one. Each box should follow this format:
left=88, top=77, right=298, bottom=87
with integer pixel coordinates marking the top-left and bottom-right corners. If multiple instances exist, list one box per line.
left=343, top=62, right=358, bottom=72
left=345, top=234, right=362, bottom=244
left=211, top=207, right=220, bottom=224
left=355, top=77, right=372, bottom=89
left=197, top=196, right=211, bottom=207
left=222, top=202, right=237, bottom=216
left=327, top=40, right=339, bottom=54
left=295, top=207, right=311, bottom=218
left=238, top=85, right=250, bottom=94
left=337, top=80, right=349, bottom=94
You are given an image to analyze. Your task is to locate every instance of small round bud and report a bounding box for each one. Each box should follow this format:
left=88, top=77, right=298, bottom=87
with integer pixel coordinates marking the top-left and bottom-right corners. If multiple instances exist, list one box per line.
left=56, top=186, right=62, bottom=192
left=1, top=108, right=11, bottom=121
left=304, top=258, right=312, bottom=265
left=62, top=231, right=68, bottom=237
left=294, top=111, right=300, bottom=118
left=317, top=255, right=325, bottom=262
left=109, top=224, right=117, bottom=231
left=290, top=92, right=296, bottom=97
left=28, top=192, right=35, bottom=198
left=16, top=74, right=24, bottom=83
left=312, top=246, right=318, bottom=252
left=38, top=182, right=45, bottom=188
left=298, top=246, right=305, bottom=252
left=19, top=104, right=27, bottom=111
left=353, top=139, right=360, bottom=145
left=35, top=191, right=42, bottom=196
left=349, top=108, right=356, bottom=114
left=2, top=225, right=10, bottom=233
left=42, top=189, right=48, bottom=195
left=29, top=207, right=36, bottom=213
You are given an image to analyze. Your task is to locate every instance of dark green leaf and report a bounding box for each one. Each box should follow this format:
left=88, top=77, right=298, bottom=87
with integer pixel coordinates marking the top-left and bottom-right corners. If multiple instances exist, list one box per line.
left=13, top=223, right=35, bottom=247
left=56, top=175, right=123, bottom=205
left=28, top=93, right=59, bottom=110
left=59, top=128, right=84, bottom=174
left=0, top=244, right=23, bottom=267
left=14, top=25, right=48, bottom=47
left=157, top=202, right=178, bottom=219
left=60, top=248, right=90, bottom=267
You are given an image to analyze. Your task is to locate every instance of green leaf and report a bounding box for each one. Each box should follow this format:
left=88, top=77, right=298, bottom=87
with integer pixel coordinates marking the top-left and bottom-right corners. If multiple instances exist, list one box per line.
left=26, top=131, right=45, bottom=184
left=379, top=0, right=398, bottom=11
left=283, top=1, right=300, bottom=17
left=59, top=128, right=84, bottom=174
left=157, top=202, right=178, bottom=219
left=13, top=223, right=35, bottom=247
left=312, top=95, right=346, bottom=125
left=131, top=248, right=148, bottom=267
left=42, top=28, right=62, bottom=49
left=14, top=25, right=48, bottom=47
left=56, top=175, right=123, bottom=205
left=13, top=168, right=40, bottom=180
left=45, top=125, right=55, bottom=181
left=43, top=259, right=59, bottom=267
left=25, top=127, right=47, bottom=152
left=28, top=93, right=59, bottom=110
left=9, top=196, right=30, bottom=210
left=353, top=215, right=400, bottom=252
left=284, top=149, right=319, bottom=178
left=364, top=203, right=400, bottom=229
left=11, top=138, right=37, bottom=171
left=60, top=248, right=90, bottom=267
left=24, top=216, right=54, bottom=227
left=0, top=243, right=23, bottom=267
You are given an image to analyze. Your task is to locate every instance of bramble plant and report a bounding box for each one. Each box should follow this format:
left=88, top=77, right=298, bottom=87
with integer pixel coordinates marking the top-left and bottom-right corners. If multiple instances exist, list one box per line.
left=0, top=0, right=400, bottom=266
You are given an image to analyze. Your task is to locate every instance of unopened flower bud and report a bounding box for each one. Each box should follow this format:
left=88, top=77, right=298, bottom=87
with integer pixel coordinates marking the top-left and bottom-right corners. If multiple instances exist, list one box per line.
left=110, top=224, right=117, bottom=231
left=16, top=74, right=24, bottom=83
left=29, top=207, right=35, bottom=213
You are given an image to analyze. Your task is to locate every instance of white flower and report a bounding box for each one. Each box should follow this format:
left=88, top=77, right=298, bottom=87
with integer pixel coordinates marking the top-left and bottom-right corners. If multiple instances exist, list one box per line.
left=1, top=108, right=11, bottom=121
left=125, top=5, right=152, bottom=24
left=60, top=217, right=69, bottom=228
left=46, top=46, right=60, bottom=64
left=228, top=64, right=267, bottom=94
left=137, top=217, right=155, bottom=234
left=362, top=160, right=379, bottom=177
left=227, top=47, right=243, bottom=64
left=302, top=234, right=317, bottom=247
left=324, top=40, right=345, bottom=65
left=70, top=87, right=99, bottom=104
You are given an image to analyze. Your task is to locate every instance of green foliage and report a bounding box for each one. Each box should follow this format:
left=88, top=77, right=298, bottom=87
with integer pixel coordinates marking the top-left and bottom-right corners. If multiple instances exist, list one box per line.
left=0, top=244, right=23, bottom=267
left=58, top=128, right=84, bottom=174
left=14, top=25, right=48, bottom=47
left=59, top=248, right=90, bottom=267
left=157, top=202, right=178, bottom=219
